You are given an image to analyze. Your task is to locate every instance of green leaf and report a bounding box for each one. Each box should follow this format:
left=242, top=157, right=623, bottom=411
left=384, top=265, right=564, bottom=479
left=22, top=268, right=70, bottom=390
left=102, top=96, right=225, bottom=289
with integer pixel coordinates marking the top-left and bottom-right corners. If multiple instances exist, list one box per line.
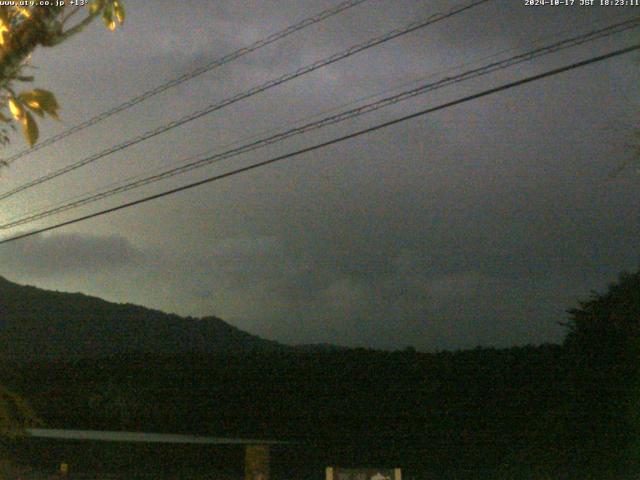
left=103, top=6, right=115, bottom=31
left=8, top=98, right=24, bottom=120
left=18, top=89, right=59, bottom=119
left=22, top=111, right=38, bottom=147
left=0, top=28, right=9, bottom=47
left=19, top=94, right=44, bottom=118
left=113, top=1, right=125, bottom=25
left=27, top=104, right=44, bottom=117
left=89, top=0, right=104, bottom=14
left=0, top=7, right=9, bottom=26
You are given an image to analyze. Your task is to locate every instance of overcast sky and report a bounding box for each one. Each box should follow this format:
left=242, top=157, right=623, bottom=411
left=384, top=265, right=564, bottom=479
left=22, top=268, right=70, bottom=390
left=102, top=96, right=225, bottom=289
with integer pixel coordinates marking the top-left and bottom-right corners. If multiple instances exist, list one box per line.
left=0, top=0, right=638, bottom=351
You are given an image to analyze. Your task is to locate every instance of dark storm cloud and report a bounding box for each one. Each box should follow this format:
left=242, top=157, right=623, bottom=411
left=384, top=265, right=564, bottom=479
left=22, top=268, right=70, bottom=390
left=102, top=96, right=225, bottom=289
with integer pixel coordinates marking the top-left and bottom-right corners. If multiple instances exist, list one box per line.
left=0, top=233, right=144, bottom=277
left=0, top=0, right=637, bottom=350
left=140, top=79, right=638, bottom=350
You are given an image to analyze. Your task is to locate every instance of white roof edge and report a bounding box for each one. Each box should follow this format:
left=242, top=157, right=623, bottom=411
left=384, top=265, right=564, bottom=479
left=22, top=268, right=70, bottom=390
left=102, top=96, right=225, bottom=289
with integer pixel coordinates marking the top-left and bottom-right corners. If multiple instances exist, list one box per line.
left=26, top=429, right=288, bottom=445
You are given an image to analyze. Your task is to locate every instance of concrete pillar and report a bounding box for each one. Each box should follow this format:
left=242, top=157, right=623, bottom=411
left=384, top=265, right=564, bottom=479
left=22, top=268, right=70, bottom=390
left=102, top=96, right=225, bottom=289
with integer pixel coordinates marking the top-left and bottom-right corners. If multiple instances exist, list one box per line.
left=244, top=444, right=270, bottom=480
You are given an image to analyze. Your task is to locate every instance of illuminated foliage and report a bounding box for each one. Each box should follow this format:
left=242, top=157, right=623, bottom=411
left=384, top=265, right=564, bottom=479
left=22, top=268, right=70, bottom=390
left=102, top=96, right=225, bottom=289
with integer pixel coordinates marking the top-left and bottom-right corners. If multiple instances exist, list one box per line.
left=0, top=0, right=125, bottom=450
left=0, top=1, right=125, bottom=153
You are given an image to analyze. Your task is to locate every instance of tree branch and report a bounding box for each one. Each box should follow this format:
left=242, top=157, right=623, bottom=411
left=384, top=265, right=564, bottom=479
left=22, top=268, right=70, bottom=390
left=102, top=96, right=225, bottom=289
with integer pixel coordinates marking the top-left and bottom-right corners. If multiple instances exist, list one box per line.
left=0, top=7, right=64, bottom=82
left=52, top=8, right=102, bottom=46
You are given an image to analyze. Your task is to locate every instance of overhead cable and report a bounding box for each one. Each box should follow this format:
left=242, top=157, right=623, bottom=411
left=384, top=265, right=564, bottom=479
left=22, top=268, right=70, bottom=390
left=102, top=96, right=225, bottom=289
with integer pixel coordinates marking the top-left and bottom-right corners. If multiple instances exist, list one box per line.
left=2, top=17, right=636, bottom=230
left=1, top=43, right=636, bottom=245
left=2, top=0, right=373, bottom=165
left=0, top=0, right=491, bottom=202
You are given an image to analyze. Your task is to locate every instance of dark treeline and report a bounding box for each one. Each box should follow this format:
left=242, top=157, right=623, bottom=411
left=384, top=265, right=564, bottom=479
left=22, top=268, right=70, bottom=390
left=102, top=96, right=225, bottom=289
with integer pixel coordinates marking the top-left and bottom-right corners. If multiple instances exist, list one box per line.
left=1, top=270, right=638, bottom=479
left=0, top=345, right=631, bottom=479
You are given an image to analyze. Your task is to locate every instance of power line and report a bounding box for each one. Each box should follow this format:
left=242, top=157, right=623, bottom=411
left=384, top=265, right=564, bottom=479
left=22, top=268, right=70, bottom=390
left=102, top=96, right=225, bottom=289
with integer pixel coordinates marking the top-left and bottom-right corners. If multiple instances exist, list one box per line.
left=1, top=43, right=636, bottom=246
left=0, top=0, right=491, bottom=202
left=2, top=17, right=636, bottom=230
left=1, top=28, right=540, bottom=226
left=2, top=0, right=372, bottom=166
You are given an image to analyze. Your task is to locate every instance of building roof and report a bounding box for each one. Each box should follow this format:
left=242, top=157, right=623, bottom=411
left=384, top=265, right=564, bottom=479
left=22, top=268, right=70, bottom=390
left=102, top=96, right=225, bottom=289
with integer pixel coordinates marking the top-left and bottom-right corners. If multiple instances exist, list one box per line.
left=26, top=428, right=287, bottom=445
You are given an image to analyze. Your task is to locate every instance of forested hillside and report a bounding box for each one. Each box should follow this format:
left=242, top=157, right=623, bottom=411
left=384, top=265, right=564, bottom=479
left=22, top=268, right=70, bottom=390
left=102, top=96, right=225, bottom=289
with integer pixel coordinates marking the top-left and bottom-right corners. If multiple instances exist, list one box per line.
left=1, top=271, right=638, bottom=479
left=0, top=276, right=284, bottom=359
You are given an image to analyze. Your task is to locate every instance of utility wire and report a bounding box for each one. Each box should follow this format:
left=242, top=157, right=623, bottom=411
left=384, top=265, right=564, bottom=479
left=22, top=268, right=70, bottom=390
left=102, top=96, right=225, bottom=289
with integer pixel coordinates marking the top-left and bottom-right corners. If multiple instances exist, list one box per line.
left=2, top=18, right=636, bottom=227
left=0, top=43, right=636, bottom=245
left=1, top=17, right=636, bottom=230
left=2, top=32, right=534, bottom=226
left=0, top=0, right=491, bottom=202
left=2, top=0, right=372, bottom=165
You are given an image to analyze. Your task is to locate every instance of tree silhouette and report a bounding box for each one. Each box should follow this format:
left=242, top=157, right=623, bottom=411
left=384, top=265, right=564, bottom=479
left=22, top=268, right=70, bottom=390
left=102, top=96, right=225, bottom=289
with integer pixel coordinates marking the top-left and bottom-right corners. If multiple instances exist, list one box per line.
left=564, top=269, right=640, bottom=477
left=565, top=270, right=640, bottom=350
